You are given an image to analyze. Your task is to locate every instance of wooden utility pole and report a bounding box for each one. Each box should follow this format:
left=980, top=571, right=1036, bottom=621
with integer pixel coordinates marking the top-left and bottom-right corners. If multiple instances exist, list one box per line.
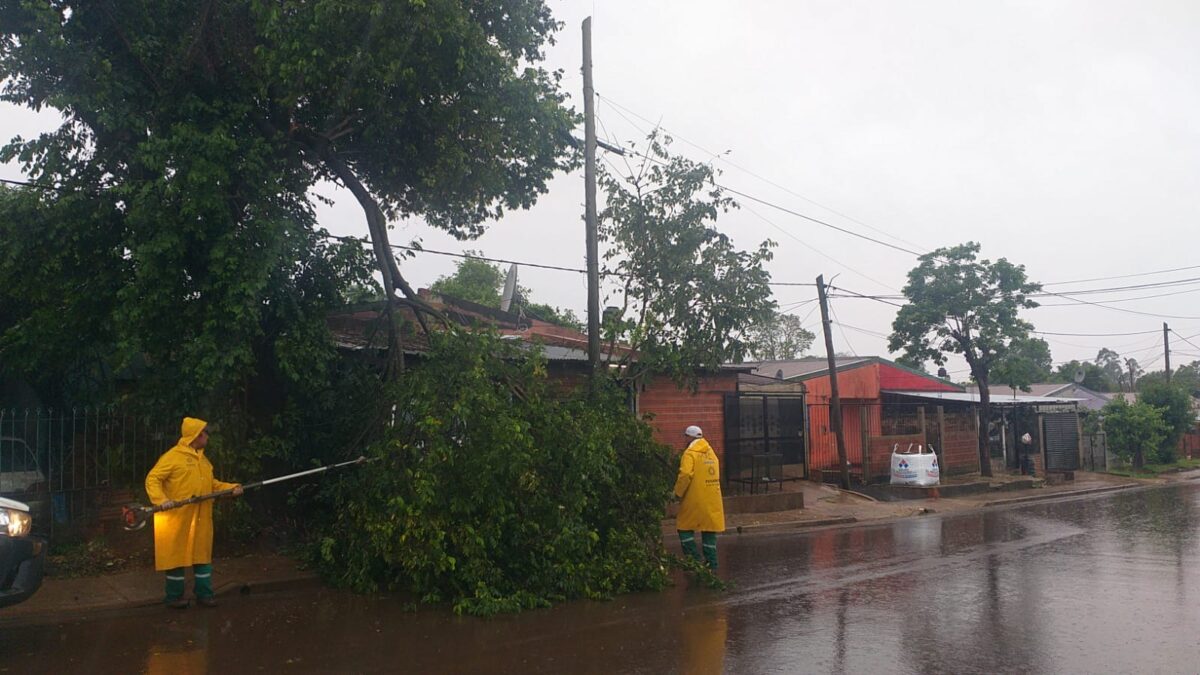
left=1164, top=322, right=1171, bottom=384
left=817, top=275, right=851, bottom=490
left=582, top=18, right=601, bottom=373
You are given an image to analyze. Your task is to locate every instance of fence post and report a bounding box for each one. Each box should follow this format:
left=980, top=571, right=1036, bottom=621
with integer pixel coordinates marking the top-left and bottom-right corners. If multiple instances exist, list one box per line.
left=936, top=405, right=946, bottom=475
left=860, top=408, right=871, bottom=485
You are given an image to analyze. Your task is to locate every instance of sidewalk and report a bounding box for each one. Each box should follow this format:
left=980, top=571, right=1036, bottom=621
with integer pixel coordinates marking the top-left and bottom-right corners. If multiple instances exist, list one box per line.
left=0, top=552, right=319, bottom=627
left=665, top=470, right=1163, bottom=535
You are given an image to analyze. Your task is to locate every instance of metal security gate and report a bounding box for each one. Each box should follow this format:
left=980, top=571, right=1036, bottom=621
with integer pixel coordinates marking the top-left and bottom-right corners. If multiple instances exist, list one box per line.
left=723, top=394, right=806, bottom=488
left=1082, top=432, right=1107, bottom=471
left=1043, top=413, right=1080, bottom=472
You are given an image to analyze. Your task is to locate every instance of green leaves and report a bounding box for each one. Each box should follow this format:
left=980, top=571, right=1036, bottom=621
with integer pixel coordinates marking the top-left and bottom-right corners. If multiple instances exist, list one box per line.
left=1102, top=396, right=1170, bottom=469
left=889, top=241, right=1041, bottom=379
left=598, top=132, right=776, bottom=385
left=310, top=332, right=674, bottom=615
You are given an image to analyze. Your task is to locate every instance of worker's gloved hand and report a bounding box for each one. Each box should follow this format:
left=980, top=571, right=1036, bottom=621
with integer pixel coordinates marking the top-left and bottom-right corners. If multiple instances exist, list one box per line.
left=159, top=500, right=178, bottom=510
left=232, top=485, right=244, bottom=497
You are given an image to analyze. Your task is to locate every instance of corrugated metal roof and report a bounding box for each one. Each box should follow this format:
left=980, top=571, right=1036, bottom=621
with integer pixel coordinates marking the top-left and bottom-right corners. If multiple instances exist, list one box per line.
left=884, top=390, right=1081, bottom=405
left=747, top=357, right=872, bottom=381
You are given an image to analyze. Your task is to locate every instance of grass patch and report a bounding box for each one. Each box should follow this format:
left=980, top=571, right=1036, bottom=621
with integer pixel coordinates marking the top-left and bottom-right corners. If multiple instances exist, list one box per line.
left=1107, top=457, right=1200, bottom=479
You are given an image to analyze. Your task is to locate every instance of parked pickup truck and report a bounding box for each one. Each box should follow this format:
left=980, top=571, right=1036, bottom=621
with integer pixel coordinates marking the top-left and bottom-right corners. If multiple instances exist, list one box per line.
left=0, top=496, right=45, bottom=608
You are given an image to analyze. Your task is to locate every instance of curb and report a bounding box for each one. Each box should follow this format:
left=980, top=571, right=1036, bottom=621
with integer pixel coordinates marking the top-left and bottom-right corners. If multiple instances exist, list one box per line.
left=0, top=571, right=323, bottom=628
left=980, top=482, right=1140, bottom=507
left=733, top=516, right=857, bottom=534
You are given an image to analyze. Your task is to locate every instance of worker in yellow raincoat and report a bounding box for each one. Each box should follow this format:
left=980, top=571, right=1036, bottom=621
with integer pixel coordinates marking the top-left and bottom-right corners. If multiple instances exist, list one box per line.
left=145, top=417, right=241, bottom=608
left=674, top=425, right=725, bottom=569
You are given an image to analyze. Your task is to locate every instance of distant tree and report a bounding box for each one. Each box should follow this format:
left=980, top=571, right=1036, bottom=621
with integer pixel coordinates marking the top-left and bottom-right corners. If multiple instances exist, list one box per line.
left=1051, top=360, right=1113, bottom=391
left=1137, top=381, right=1193, bottom=462
left=429, top=254, right=506, bottom=307
left=990, top=336, right=1053, bottom=392
left=429, top=254, right=579, bottom=328
left=522, top=302, right=582, bottom=330
left=1102, top=397, right=1168, bottom=470
left=1125, top=358, right=1144, bottom=392
left=1138, top=361, right=1200, bottom=397
left=599, top=132, right=776, bottom=385
left=745, top=313, right=816, bottom=361
left=1096, top=348, right=1126, bottom=390
left=889, top=242, right=1041, bottom=477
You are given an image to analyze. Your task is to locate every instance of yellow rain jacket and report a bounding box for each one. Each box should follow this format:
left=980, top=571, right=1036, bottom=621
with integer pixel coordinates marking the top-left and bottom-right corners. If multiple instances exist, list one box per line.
left=145, top=418, right=239, bottom=571
left=673, top=437, right=725, bottom=532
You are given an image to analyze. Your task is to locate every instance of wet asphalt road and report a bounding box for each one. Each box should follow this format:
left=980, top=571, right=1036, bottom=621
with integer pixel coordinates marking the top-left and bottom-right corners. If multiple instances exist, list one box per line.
left=4, top=483, right=1200, bottom=674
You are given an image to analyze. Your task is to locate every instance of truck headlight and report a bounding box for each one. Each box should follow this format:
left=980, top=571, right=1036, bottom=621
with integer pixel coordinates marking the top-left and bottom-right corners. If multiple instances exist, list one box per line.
left=0, top=507, right=32, bottom=537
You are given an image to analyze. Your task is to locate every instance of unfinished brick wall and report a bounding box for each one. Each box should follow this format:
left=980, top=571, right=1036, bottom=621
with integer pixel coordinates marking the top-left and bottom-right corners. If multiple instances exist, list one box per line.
left=939, top=409, right=980, bottom=475
left=637, top=374, right=737, bottom=458
left=867, top=434, right=924, bottom=481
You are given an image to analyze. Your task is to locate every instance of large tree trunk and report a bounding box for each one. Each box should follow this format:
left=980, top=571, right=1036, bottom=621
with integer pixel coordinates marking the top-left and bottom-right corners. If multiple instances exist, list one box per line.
left=295, top=128, right=448, bottom=377
left=976, top=373, right=994, bottom=477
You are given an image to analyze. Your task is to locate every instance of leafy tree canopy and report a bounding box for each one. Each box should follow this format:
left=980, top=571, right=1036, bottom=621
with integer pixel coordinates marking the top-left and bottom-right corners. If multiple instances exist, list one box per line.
left=991, top=336, right=1053, bottom=392
left=0, top=0, right=574, bottom=408
left=429, top=253, right=507, bottom=307
left=599, top=133, right=776, bottom=384
left=1102, top=396, right=1168, bottom=469
left=889, top=242, right=1041, bottom=476
left=428, top=253, right=580, bottom=328
left=1138, top=361, right=1200, bottom=397
left=745, top=312, right=816, bottom=362
left=311, top=331, right=673, bottom=615
left=1050, top=360, right=1115, bottom=392
left=1137, top=380, right=1194, bottom=461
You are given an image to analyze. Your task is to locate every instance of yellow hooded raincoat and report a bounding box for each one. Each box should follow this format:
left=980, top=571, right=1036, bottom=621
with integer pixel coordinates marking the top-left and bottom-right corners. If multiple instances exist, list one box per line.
left=673, top=437, right=725, bottom=532
left=145, top=418, right=239, bottom=571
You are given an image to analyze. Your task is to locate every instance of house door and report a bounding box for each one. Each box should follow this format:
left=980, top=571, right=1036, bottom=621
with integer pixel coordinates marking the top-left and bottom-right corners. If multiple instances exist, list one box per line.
left=723, top=395, right=807, bottom=482
left=1043, top=413, right=1080, bottom=472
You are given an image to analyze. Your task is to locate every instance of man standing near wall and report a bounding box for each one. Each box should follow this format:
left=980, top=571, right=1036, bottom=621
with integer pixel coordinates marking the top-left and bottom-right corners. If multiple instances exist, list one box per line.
left=675, top=425, right=726, bottom=570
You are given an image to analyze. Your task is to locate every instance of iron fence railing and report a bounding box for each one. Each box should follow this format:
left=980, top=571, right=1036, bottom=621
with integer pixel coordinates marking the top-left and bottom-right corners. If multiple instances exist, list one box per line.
left=0, top=408, right=176, bottom=539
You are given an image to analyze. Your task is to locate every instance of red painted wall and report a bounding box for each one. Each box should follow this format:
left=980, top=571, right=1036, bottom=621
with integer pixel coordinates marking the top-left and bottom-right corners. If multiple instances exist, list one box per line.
left=638, top=374, right=738, bottom=458
left=877, top=363, right=961, bottom=392
left=803, top=363, right=880, bottom=402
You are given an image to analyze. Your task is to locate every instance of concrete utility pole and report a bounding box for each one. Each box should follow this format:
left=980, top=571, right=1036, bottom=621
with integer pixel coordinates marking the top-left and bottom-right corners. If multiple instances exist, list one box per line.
left=582, top=17, right=601, bottom=373
left=1164, top=322, right=1171, bottom=384
left=817, top=275, right=851, bottom=490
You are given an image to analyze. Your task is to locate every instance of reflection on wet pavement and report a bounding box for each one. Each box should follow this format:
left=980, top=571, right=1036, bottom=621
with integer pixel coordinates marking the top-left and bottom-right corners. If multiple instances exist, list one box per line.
left=4, top=484, right=1200, bottom=673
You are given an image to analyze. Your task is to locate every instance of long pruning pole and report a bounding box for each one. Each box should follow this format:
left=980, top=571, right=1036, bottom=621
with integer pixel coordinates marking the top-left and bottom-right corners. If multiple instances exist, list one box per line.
left=122, top=457, right=373, bottom=531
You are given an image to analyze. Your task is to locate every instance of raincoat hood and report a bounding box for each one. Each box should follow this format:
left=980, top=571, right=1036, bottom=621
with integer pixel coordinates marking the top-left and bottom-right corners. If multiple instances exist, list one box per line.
left=179, top=417, right=208, bottom=448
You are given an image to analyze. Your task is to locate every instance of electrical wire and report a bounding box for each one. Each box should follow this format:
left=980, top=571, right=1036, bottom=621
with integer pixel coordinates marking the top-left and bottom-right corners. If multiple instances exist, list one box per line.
left=596, top=93, right=930, bottom=252
left=827, top=300, right=858, bottom=357
left=1172, top=330, right=1200, bottom=353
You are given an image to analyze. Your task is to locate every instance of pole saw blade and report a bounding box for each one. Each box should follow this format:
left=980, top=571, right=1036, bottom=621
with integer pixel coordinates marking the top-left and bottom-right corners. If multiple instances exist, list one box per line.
left=121, top=504, right=152, bottom=531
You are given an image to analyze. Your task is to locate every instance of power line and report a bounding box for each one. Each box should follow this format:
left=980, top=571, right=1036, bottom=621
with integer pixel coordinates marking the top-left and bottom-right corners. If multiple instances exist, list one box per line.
left=828, top=300, right=857, bottom=357
left=596, top=93, right=930, bottom=253
left=1172, top=329, right=1200, bottom=353
left=1044, top=264, right=1200, bottom=286
left=738, top=201, right=899, bottom=292
left=327, top=233, right=827, bottom=289
left=1033, top=329, right=1159, bottom=337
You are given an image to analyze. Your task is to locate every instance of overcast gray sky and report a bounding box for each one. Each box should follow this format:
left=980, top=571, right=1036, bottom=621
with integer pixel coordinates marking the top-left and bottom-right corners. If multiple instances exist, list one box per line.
left=4, top=1, right=1199, bottom=375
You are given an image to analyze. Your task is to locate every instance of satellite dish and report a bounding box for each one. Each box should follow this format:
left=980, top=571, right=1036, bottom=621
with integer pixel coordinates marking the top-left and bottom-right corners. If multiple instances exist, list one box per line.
left=1073, top=368, right=1086, bottom=384
left=500, top=264, right=518, bottom=313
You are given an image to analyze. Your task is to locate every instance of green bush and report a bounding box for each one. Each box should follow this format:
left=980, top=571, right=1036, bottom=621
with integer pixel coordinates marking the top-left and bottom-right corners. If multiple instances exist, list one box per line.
left=309, top=331, right=674, bottom=615
left=1138, top=382, right=1193, bottom=463
left=1103, top=397, right=1168, bottom=469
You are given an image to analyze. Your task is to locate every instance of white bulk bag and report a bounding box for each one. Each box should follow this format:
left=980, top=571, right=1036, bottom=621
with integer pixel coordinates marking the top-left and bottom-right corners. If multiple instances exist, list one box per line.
left=890, top=444, right=940, bottom=486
